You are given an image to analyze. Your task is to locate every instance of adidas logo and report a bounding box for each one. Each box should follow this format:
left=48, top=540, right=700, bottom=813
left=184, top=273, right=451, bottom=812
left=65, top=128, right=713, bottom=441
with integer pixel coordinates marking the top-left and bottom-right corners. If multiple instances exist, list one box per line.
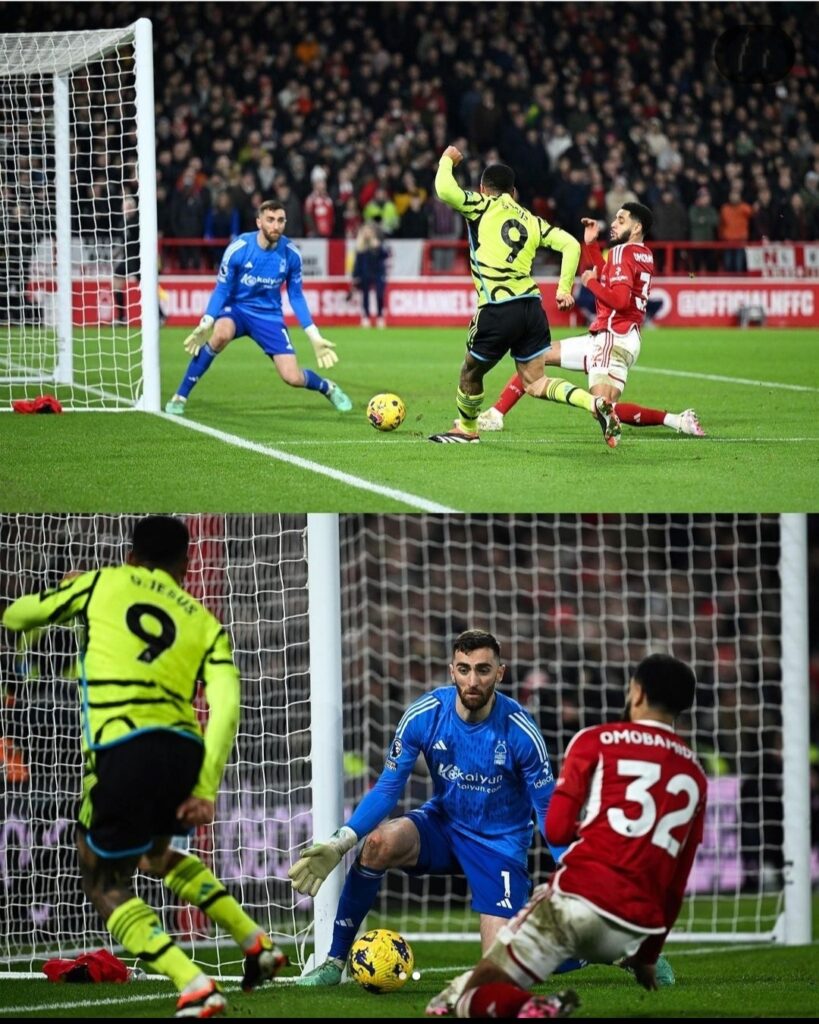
left=433, top=740, right=447, bottom=751
left=495, top=898, right=513, bottom=909
left=335, top=918, right=354, bottom=928
left=244, top=261, right=253, bottom=268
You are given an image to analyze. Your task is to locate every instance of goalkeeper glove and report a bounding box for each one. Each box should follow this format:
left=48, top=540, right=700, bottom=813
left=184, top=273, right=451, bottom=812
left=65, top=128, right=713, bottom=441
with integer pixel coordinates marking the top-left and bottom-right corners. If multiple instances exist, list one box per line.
left=288, top=825, right=358, bottom=897
left=183, top=314, right=214, bottom=357
left=305, top=324, right=338, bottom=370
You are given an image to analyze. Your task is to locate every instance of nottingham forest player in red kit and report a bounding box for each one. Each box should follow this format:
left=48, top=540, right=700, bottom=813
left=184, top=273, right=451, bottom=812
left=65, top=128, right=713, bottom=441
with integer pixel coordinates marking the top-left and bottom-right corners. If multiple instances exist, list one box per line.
left=427, top=653, right=706, bottom=1020
left=478, top=206, right=705, bottom=438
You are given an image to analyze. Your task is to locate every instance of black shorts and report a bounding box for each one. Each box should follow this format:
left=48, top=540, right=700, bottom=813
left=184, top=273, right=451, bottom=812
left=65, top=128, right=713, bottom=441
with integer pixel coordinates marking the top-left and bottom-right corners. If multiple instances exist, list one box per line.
left=81, top=730, right=203, bottom=858
left=466, top=298, right=552, bottom=365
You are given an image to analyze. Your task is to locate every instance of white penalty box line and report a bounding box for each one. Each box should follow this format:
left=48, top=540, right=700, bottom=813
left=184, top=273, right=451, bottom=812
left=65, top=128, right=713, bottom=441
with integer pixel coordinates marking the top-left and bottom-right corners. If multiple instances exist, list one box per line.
left=155, top=412, right=458, bottom=513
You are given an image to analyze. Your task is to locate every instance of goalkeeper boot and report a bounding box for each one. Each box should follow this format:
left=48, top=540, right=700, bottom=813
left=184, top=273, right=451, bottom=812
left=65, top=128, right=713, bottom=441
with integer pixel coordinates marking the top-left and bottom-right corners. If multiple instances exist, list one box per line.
left=654, top=955, right=676, bottom=986
left=678, top=409, right=706, bottom=437
left=593, top=397, right=621, bottom=448
left=477, top=407, right=505, bottom=431
left=165, top=396, right=187, bottom=416
left=174, top=978, right=226, bottom=1018
left=241, top=933, right=288, bottom=992
left=516, top=990, right=580, bottom=1018
left=616, top=953, right=675, bottom=987
left=326, top=382, right=353, bottom=412
left=424, top=970, right=474, bottom=1016
left=293, top=957, right=344, bottom=987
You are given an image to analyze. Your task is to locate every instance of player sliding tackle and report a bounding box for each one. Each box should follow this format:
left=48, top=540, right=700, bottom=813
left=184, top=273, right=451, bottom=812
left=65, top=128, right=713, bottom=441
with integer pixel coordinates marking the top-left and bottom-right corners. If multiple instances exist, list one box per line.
left=478, top=211, right=705, bottom=437
left=427, top=654, right=705, bottom=1019
left=165, top=199, right=351, bottom=417
left=427, top=145, right=621, bottom=446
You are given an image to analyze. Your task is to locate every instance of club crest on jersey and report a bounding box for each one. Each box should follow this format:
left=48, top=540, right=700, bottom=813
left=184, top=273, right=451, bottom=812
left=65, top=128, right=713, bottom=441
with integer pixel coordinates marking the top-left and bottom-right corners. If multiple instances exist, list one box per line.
left=389, top=737, right=403, bottom=760
left=494, top=740, right=508, bottom=766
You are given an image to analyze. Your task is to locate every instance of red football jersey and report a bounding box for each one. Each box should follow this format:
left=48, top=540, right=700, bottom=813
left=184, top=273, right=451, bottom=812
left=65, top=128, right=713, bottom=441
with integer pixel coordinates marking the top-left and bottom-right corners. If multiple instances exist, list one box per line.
left=588, top=241, right=654, bottom=334
left=304, top=193, right=335, bottom=237
left=546, top=719, right=706, bottom=938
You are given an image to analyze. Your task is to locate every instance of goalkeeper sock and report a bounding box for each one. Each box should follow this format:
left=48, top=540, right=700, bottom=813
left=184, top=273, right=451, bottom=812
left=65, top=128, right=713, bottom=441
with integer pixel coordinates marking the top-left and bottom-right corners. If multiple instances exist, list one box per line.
left=107, top=897, right=199, bottom=991
left=328, top=861, right=385, bottom=961
left=177, top=343, right=217, bottom=399
left=164, top=854, right=261, bottom=948
left=456, top=387, right=484, bottom=433
left=303, top=368, right=329, bottom=394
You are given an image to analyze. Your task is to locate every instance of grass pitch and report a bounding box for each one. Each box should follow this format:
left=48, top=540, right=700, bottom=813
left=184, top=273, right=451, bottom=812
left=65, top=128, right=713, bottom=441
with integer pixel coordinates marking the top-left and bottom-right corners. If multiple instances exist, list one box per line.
left=2, top=326, right=818, bottom=512
left=1, top=938, right=816, bottom=1018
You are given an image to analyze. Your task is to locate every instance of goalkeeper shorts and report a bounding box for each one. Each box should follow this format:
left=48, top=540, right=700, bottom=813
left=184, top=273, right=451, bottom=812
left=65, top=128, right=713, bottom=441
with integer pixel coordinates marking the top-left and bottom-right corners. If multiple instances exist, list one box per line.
left=405, top=803, right=531, bottom=918
left=215, top=306, right=295, bottom=357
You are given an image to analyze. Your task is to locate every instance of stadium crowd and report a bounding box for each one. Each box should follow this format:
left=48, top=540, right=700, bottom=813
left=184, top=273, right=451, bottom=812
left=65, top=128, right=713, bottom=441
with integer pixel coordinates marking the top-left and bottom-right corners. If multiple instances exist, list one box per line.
left=2, top=1, right=816, bottom=272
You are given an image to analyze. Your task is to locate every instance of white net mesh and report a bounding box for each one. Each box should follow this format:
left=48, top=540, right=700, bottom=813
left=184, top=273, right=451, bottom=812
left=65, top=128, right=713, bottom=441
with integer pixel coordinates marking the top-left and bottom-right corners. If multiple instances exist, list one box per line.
left=338, top=514, right=788, bottom=941
left=0, top=514, right=798, bottom=974
left=0, top=26, right=151, bottom=410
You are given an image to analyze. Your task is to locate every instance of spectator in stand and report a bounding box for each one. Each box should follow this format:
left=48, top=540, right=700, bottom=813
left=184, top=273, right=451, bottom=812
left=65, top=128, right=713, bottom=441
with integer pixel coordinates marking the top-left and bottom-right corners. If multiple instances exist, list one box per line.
left=229, top=170, right=260, bottom=232
left=274, top=176, right=304, bottom=238
left=651, top=189, right=689, bottom=273
left=689, top=187, right=719, bottom=273
left=351, top=222, right=390, bottom=328
left=304, top=170, right=335, bottom=238
left=169, top=167, right=208, bottom=269
left=341, top=197, right=362, bottom=240
left=750, top=187, right=776, bottom=242
left=203, top=192, right=241, bottom=267
left=363, top=185, right=400, bottom=236
left=800, top=171, right=819, bottom=224
left=393, top=172, right=428, bottom=217
left=779, top=193, right=815, bottom=242
left=398, top=191, right=431, bottom=238
left=719, top=187, right=753, bottom=273
left=605, top=175, right=638, bottom=222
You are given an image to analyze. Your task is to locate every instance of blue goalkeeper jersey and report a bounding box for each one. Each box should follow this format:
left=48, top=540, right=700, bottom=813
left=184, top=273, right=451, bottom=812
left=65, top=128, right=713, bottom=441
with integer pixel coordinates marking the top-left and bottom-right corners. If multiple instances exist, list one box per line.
left=346, top=686, right=556, bottom=860
left=205, top=231, right=314, bottom=326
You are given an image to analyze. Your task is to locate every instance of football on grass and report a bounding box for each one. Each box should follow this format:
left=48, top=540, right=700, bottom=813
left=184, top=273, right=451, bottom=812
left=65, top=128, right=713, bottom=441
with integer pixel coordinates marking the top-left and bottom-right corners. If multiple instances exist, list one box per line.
left=367, top=393, right=406, bottom=431
left=347, top=928, right=414, bottom=993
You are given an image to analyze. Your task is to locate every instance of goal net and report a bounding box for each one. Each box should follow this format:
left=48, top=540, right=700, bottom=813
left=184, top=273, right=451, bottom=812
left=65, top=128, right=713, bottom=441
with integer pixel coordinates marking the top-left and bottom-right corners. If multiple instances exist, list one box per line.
left=0, top=514, right=810, bottom=977
left=0, top=21, right=159, bottom=412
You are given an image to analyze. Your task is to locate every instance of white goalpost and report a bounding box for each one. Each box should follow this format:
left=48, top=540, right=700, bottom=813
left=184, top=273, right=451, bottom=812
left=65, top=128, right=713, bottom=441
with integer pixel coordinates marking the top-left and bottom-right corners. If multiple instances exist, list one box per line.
left=0, top=514, right=811, bottom=980
left=0, top=19, right=159, bottom=411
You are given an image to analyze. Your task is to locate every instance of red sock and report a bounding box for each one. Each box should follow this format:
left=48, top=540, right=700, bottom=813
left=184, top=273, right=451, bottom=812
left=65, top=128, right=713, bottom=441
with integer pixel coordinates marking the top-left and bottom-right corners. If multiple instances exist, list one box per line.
left=495, top=374, right=526, bottom=415
left=458, top=981, right=531, bottom=1018
left=613, top=402, right=666, bottom=427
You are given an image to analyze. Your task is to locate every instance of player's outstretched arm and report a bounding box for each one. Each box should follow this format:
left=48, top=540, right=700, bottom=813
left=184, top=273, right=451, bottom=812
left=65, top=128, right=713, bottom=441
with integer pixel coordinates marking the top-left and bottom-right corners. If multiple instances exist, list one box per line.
left=288, top=825, right=358, bottom=897
left=183, top=314, right=214, bottom=357
left=435, top=145, right=484, bottom=217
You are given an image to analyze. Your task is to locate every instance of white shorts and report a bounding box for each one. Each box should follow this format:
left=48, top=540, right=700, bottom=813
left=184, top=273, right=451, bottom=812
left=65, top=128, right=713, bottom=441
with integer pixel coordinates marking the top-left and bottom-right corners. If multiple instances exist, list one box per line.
left=484, top=884, right=647, bottom=988
left=585, top=326, right=641, bottom=392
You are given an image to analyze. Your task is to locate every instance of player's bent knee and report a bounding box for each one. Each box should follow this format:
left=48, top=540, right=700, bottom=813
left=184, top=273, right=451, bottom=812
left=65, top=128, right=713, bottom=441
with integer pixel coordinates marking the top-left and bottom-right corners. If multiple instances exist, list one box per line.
left=524, top=377, right=548, bottom=398
left=359, top=829, right=395, bottom=871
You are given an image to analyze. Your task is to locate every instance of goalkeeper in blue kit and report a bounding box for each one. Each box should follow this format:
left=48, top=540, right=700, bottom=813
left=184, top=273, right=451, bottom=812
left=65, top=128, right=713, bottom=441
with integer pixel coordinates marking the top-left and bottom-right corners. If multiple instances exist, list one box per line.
left=289, top=630, right=565, bottom=985
left=165, top=199, right=352, bottom=416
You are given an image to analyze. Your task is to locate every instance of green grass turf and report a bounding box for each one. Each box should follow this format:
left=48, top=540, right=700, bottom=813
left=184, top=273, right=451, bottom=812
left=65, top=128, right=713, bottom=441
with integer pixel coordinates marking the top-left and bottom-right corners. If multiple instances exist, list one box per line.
left=2, top=327, right=818, bottom=511
left=1, top=939, right=817, bottom=1018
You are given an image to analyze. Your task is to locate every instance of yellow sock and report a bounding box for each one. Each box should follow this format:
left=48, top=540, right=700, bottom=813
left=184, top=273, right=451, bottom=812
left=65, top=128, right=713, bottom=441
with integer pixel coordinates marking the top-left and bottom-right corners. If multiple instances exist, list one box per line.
left=107, top=897, right=199, bottom=991
left=456, top=388, right=484, bottom=432
left=544, top=378, right=595, bottom=413
left=165, top=854, right=260, bottom=947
